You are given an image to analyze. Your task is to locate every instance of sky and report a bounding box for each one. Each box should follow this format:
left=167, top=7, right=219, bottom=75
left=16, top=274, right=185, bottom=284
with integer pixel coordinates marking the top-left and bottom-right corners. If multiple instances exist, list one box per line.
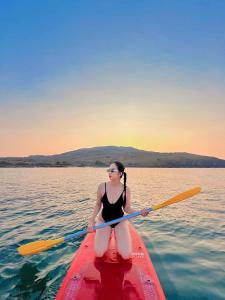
left=0, top=0, right=225, bottom=159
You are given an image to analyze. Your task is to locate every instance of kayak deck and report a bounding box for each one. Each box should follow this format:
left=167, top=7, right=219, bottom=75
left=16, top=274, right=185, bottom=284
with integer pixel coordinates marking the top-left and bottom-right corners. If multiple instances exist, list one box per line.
left=55, top=222, right=166, bottom=300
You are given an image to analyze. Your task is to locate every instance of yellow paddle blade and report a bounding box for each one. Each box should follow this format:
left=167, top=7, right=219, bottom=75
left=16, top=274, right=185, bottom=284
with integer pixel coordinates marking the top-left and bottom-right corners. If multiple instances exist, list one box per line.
left=17, top=237, right=64, bottom=256
left=152, top=186, right=201, bottom=211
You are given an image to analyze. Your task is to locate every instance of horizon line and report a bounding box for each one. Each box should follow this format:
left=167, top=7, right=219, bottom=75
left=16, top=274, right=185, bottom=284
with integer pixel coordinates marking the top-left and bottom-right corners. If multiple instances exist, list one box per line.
left=0, top=145, right=225, bottom=161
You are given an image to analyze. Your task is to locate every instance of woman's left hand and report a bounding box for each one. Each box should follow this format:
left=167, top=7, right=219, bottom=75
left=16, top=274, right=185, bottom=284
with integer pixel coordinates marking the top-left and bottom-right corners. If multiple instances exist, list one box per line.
left=140, top=208, right=149, bottom=217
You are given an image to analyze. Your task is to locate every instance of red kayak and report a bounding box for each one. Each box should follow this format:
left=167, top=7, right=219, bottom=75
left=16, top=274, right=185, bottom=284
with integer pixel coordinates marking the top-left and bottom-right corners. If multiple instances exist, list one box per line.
left=55, top=222, right=166, bottom=300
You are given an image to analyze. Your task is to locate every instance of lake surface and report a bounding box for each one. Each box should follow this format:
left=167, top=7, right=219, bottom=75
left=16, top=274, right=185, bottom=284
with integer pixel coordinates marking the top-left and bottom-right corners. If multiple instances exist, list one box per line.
left=0, top=167, right=224, bottom=299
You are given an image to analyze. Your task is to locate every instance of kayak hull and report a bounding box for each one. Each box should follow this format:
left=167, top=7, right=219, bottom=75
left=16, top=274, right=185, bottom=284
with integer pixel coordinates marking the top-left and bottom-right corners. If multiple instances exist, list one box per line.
left=55, top=222, right=166, bottom=300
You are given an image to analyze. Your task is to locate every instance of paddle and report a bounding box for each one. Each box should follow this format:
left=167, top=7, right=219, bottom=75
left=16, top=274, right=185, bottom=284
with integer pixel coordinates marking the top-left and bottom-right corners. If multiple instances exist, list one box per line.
left=17, top=186, right=201, bottom=256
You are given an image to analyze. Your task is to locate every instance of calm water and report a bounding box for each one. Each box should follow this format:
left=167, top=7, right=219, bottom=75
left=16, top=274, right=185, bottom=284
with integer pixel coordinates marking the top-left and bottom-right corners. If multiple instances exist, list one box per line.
left=0, top=168, right=224, bottom=300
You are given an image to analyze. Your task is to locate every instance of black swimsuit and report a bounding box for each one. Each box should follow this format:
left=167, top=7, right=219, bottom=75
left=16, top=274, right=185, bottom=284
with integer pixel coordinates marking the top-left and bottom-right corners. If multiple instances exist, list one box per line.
left=101, top=182, right=126, bottom=228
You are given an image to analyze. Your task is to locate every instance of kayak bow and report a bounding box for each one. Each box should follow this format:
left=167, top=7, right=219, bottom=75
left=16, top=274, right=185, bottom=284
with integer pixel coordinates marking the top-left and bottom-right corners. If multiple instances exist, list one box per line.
left=55, top=222, right=166, bottom=300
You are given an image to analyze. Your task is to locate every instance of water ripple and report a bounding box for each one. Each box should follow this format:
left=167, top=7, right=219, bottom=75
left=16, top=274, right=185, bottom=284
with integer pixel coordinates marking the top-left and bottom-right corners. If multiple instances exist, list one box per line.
left=0, top=167, right=224, bottom=299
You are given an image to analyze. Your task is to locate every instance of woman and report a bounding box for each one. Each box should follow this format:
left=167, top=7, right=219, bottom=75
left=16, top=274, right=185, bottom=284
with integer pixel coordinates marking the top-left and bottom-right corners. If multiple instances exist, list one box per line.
left=87, top=161, right=149, bottom=260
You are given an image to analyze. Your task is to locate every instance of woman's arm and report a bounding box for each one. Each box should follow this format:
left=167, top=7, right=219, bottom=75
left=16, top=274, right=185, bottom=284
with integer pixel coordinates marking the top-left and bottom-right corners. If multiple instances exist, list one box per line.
left=123, top=186, right=137, bottom=214
left=88, top=184, right=103, bottom=224
left=124, top=186, right=149, bottom=217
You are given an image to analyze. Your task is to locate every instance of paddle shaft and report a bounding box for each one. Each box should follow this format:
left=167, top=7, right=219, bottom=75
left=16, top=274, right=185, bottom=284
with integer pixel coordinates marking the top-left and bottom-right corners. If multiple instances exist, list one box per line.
left=64, top=186, right=201, bottom=242
left=17, top=186, right=201, bottom=256
left=64, top=208, right=153, bottom=242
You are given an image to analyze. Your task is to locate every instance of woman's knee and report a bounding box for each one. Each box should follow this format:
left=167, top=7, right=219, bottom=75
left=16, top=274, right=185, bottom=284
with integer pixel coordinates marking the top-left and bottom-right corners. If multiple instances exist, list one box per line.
left=117, top=247, right=132, bottom=259
left=95, top=248, right=107, bottom=257
left=94, top=230, right=111, bottom=257
left=94, top=240, right=109, bottom=257
left=115, top=222, right=132, bottom=259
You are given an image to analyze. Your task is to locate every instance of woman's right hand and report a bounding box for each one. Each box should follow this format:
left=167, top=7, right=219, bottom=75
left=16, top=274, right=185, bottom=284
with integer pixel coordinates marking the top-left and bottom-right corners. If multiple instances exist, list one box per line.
left=87, top=222, right=95, bottom=233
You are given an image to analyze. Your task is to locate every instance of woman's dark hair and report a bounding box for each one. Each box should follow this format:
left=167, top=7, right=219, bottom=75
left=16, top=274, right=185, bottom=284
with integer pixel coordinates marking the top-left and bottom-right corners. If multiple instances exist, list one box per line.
left=113, top=161, right=127, bottom=206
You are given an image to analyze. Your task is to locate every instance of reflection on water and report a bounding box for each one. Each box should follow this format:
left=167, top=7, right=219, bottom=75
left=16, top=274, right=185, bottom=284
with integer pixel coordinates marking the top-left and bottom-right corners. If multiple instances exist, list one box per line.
left=13, top=262, right=48, bottom=299
left=0, top=167, right=224, bottom=299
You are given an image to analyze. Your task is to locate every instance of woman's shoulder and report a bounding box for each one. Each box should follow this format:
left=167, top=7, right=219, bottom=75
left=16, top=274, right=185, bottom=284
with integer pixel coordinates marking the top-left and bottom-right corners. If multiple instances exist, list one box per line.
left=98, top=182, right=106, bottom=188
left=124, top=185, right=130, bottom=193
left=123, top=183, right=129, bottom=189
left=98, top=182, right=106, bottom=195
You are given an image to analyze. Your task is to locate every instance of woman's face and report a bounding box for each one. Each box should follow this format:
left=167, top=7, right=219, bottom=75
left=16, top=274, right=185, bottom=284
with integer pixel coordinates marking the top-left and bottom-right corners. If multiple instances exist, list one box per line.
left=107, top=163, right=121, bottom=180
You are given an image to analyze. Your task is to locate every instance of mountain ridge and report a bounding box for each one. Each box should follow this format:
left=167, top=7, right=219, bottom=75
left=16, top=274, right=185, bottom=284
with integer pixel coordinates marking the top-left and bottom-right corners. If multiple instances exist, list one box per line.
left=0, top=146, right=225, bottom=167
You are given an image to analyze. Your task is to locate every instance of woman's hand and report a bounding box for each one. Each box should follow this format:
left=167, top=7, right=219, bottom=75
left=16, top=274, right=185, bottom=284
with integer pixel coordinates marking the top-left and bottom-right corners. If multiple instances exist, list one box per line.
left=87, top=221, right=95, bottom=233
left=140, top=208, right=149, bottom=217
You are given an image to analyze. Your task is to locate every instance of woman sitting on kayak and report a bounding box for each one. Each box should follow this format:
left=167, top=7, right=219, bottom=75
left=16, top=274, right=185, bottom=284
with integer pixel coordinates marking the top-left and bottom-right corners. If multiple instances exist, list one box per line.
left=87, top=161, right=149, bottom=260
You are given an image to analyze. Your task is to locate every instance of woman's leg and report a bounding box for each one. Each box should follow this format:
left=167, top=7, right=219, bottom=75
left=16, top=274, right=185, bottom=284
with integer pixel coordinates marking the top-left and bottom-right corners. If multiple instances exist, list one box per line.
left=94, top=216, right=112, bottom=257
left=114, top=220, right=132, bottom=259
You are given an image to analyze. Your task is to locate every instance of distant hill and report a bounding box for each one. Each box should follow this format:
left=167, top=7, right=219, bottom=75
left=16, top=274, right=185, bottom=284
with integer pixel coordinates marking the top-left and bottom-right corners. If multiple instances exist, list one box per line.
left=0, top=146, right=225, bottom=167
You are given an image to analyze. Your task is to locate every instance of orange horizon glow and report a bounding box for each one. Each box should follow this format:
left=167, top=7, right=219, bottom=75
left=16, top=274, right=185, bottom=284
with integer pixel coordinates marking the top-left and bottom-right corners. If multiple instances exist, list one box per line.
left=1, top=65, right=225, bottom=160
